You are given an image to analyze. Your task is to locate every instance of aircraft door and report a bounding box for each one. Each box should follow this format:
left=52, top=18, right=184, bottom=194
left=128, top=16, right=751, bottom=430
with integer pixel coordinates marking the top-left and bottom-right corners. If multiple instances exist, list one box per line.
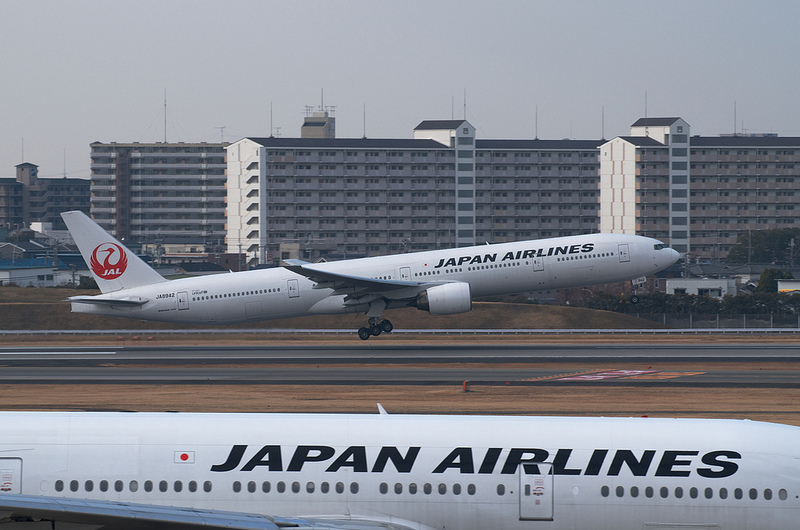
left=618, top=244, right=631, bottom=263
left=519, top=462, right=553, bottom=521
left=287, top=279, right=300, bottom=298
left=177, top=291, right=189, bottom=310
left=532, top=257, right=544, bottom=272
left=0, top=458, right=22, bottom=493
left=400, top=267, right=411, bottom=282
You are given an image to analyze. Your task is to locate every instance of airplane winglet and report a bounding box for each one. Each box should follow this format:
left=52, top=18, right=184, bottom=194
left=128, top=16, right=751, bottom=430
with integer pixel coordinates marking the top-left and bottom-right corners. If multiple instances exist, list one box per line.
left=377, top=403, right=388, bottom=415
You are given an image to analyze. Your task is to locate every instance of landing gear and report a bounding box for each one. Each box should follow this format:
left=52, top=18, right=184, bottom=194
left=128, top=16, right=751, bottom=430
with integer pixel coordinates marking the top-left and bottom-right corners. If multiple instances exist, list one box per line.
left=357, top=318, right=393, bottom=340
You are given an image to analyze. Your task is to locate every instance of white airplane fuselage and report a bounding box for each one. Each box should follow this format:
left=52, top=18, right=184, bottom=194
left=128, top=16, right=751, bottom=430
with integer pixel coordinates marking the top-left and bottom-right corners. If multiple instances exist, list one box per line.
left=1, top=412, right=798, bottom=529
left=71, top=233, right=677, bottom=325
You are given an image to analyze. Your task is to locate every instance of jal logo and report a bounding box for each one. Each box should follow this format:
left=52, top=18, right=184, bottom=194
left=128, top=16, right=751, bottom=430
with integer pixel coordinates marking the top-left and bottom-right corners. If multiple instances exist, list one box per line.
left=90, top=243, right=128, bottom=280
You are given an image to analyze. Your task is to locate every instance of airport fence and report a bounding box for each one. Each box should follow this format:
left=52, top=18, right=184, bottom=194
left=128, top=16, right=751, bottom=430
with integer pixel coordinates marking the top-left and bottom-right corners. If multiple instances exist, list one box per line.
left=634, top=313, right=800, bottom=329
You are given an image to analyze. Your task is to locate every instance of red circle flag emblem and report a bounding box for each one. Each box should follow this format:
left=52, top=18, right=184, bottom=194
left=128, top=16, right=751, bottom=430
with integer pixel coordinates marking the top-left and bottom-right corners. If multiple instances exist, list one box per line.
left=90, top=243, right=129, bottom=280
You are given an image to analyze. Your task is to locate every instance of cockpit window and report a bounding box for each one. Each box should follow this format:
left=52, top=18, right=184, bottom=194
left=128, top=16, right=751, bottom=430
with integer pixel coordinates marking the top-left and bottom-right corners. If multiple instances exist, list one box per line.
left=654, top=244, right=665, bottom=250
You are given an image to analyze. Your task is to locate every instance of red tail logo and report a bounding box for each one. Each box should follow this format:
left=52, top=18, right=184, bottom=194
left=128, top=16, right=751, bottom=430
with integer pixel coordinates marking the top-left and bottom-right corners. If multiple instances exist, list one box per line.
left=90, top=243, right=128, bottom=280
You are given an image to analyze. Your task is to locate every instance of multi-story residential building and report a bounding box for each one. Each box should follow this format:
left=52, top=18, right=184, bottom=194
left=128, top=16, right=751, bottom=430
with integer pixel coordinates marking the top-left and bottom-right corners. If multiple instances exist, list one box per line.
left=601, top=118, right=800, bottom=260
left=89, top=142, right=227, bottom=250
left=227, top=120, right=602, bottom=265
left=0, top=163, right=89, bottom=232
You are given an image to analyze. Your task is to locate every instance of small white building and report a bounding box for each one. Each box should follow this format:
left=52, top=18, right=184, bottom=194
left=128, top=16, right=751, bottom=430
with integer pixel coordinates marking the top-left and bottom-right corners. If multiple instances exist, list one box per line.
left=778, top=280, right=800, bottom=293
left=666, top=278, right=737, bottom=299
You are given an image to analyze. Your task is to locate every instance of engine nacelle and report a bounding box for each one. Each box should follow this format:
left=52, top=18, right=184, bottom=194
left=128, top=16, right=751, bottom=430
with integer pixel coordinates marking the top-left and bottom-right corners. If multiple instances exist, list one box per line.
left=415, top=282, right=472, bottom=316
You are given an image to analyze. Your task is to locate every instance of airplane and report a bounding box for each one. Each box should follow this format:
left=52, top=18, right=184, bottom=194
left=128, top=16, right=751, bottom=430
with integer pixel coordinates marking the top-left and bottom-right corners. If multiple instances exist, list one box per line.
left=61, top=211, right=679, bottom=339
left=0, top=410, right=798, bottom=529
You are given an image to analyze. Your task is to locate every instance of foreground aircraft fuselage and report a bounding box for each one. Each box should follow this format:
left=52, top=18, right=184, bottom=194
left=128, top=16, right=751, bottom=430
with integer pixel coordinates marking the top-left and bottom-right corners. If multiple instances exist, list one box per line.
left=62, top=211, right=679, bottom=338
left=0, top=412, right=798, bottom=529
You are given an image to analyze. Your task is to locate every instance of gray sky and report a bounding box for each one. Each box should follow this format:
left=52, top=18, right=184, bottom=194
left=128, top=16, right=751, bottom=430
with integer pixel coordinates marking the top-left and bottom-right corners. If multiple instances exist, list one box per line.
left=3, top=0, right=799, bottom=179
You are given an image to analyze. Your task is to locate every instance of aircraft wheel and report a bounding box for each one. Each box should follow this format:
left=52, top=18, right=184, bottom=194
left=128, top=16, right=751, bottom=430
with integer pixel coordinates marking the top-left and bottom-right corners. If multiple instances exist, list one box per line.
left=358, top=327, right=371, bottom=340
left=381, top=320, right=393, bottom=333
left=370, top=324, right=383, bottom=337
left=630, top=295, right=640, bottom=304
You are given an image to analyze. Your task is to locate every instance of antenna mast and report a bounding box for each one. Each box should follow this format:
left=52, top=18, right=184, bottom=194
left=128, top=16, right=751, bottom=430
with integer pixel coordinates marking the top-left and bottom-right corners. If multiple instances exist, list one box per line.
left=163, top=88, right=167, bottom=143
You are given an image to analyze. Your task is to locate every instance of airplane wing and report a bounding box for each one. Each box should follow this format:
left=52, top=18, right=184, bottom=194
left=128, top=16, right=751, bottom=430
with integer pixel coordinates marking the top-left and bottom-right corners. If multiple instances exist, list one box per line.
left=0, top=493, right=416, bottom=530
left=282, top=260, right=424, bottom=293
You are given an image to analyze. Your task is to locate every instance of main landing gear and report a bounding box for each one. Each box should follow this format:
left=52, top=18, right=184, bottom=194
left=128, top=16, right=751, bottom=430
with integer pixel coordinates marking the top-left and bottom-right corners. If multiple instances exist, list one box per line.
left=357, top=318, right=393, bottom=340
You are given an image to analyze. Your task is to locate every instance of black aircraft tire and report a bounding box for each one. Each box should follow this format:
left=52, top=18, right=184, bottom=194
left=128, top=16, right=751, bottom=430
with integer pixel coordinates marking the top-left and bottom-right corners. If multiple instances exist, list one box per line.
left=358, top=327, right=371, bottom=340
left=381, top=320, right=394, bottom=333
left=370, top=325, right=383, bottom=337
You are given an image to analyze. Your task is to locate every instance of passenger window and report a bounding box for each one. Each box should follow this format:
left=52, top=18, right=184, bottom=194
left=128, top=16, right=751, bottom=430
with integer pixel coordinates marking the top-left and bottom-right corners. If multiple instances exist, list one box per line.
left=55, top=480, right=64, bottom=492
left=85, top=480, right=94, bottom=492
left=630, top=486, right=639, bottom=498
left=350, top=482, right=359, bottom=494
left=159, top=480, right=168, bottom=493
left=100, top=480, right=109, bottom=492
left=247, top=481, right=256, bottom=493
left=424, top=483, right=433, bottom=495
left=467, top=483, right=476, bottom=495
left=203, top=481, right=212, bottom=493
left=689, top=487, right=698, bottom=499
left=600, top=485, right=609, bottom=497
left=674, top=487, right=683, bottom=498
left=129, top=480, right=138, bottom=492
left=779, top=489, right=788, bottom=501
left=114, top=480, right=123, bottom=492
left=409, top=483, right=418, bottom=494
left=335, top=482, right=344, bottom=494
left=645, top=486, right=654, bottom=498
left=704, top=487, right=713, bottom=499
left=277, top=481, right=286, bottom=493
left=174, top=481, right=182, bottom=493
left=189, top=481, right=197, bottom=492
left=719, top=488, right=728, bottom=499
left=749, top=488, right=758, bottom=500
left=262, top=481, right=270, bottom=493
left=616, top=486, right=624, bottom=498
left=496, top=484, right=505, bottom=496
left=292, top=482, right=300, bottom=493
left=659, top=487, right=668, bottom=498
left=70, top=480, right=79, bottom=492
left=320, top=482, right=329, bottom=494
left=144, top=480, right=153, bottom=492
left=438, top=483, right=447, bottom=495
left=394, top=483, right=403, bottom=494
left=306, top=482, right=315, bottom=493
left=379, top=482, right=388, bottom=494
left=232, top=481, right=241, bottom=493
left=764, top=488, right=772, bottom=500
left=452, top=483, right=461, bottom=495
left=734, top=488, right=743, bottom=500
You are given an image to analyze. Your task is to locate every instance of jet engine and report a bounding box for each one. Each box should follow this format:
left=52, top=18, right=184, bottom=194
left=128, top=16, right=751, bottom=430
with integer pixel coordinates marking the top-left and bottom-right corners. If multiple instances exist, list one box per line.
left=415, top=282, right=472, bottom=315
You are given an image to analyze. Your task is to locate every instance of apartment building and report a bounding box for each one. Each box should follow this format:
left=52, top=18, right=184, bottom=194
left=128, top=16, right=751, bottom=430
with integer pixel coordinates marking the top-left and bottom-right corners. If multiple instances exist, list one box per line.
left=601, top=118, right=800, bottom=260
left=227, top=120, right=602, bottom=265
left=89, top=142, right=227, bottom=250
left=0, top=163, right=89, bottom=232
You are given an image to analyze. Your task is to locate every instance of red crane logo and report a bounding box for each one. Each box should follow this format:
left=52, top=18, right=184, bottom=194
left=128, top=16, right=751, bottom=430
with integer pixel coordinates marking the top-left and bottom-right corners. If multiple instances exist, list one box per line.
left=90, top=243, right=128, bottom=280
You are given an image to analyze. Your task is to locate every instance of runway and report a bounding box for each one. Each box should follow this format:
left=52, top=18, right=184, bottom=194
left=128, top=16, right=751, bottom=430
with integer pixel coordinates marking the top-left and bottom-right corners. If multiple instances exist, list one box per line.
left=1, top=343, right=799, bottom=387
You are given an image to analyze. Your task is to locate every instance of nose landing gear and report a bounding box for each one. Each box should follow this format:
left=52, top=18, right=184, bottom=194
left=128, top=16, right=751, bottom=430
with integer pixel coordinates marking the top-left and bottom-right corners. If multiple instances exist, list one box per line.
left=357, top=318, right=393, bottom=340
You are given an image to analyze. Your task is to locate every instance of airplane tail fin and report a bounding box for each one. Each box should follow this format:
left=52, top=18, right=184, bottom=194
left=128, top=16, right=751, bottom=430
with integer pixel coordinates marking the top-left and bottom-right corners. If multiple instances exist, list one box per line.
left=61, top=211, right=167, bottom=293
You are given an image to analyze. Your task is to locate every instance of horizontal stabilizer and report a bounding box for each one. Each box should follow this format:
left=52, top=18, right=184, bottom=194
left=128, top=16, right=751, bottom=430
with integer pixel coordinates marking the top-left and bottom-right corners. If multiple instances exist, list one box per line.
left=68, top=295, right=149, bottom=306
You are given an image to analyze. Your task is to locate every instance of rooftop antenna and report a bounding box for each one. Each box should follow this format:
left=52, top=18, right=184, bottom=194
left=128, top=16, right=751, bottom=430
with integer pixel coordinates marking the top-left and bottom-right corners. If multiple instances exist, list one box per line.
left=270, top=101, right=274, bottom=137
left=21, top=137, right=24, bottom=163
left=601, top=106, right=605, bottom=140
left=451, top=94, right=454, bottom=120
left=63, top=148, right=67, bottom=178
left=214, top=126, right=226, bottom=143
left=362, top=103, right=367, bottom=139
left=320, top=88, right=324, bottom=112
left=534, top=106, right=538, bottom=140
left=644, top=91, right=649, bottom=137
left=733, top=100, right=737, bottom=136
left=163, top=88, right=167, bottom=143
left=463, top=88, right=467, bottom=120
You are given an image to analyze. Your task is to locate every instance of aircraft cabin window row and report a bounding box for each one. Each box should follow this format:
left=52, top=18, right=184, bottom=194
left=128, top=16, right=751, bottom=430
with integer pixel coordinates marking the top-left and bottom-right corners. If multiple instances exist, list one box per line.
left=193, top=288, right=280, bottom=302
left=55, top=480, right=213, bottom=494
left=556, top=252, right=614, bottom=262
left=467, top=262, right=525, bottom=272
left=600, top=485, right=789, bottom=502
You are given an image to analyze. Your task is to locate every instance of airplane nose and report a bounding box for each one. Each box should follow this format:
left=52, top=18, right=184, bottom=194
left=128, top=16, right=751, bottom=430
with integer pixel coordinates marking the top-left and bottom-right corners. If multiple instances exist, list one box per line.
left=670, top=248, right=680, bottom=264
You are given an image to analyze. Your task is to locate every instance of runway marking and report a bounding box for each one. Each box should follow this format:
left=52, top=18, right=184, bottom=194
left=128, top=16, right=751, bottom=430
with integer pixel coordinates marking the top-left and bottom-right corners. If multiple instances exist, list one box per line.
left=556, top=370, right=656, bottom=381
left=0, top=351, right=116, bottom=356
left=621, top=371, right=706, bottom=380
